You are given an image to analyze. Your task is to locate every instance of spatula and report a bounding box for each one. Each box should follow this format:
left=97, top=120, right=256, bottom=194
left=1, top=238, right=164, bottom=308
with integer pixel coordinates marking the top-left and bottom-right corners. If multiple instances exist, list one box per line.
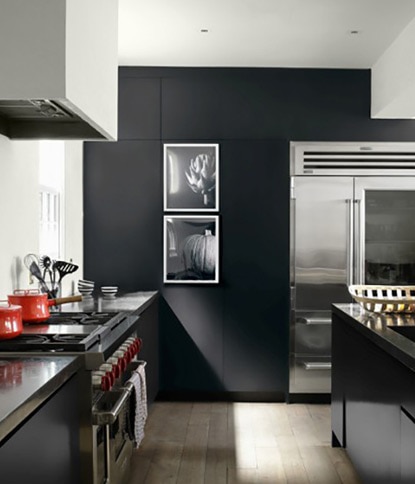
left=54, top=260, right=79, bottom=287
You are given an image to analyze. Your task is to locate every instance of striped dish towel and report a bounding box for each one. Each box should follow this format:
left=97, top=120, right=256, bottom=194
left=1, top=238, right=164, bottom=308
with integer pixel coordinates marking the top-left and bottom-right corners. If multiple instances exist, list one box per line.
left=128, top=362, right=148, bottom=447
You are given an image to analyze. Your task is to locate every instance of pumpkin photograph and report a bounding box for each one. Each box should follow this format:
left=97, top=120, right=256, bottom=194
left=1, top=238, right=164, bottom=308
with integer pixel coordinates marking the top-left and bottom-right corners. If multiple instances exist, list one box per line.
left=163, top=144, right=219, bottom=212
left=164, top=216, right=219, bottom=283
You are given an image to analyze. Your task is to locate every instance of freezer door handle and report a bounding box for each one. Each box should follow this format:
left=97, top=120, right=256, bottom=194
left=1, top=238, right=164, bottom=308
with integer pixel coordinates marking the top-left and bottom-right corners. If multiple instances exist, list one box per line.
left=354, top=199, right=363, bottom=284
left=296, top=316, right=331, bottom=325
left=346, top=199, right=354, bottom=286
left=302, top=362, right=332, bottom=370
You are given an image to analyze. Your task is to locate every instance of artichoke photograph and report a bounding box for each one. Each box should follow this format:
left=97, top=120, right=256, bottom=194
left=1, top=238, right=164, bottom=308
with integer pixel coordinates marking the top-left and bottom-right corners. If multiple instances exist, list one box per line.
left=164, top=144, right=219, bottom=211
left=164, top=216, right=219, bottom=283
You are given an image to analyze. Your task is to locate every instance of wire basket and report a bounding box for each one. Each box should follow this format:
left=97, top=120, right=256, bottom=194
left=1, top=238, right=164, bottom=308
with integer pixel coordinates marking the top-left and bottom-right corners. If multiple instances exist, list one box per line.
left=348, top=285, right=415, bottom=313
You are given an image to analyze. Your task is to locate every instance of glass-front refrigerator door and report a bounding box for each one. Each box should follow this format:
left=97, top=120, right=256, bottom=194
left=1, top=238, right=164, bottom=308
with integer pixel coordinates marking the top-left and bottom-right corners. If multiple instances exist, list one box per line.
left=355, top=177, right=415, bottom=285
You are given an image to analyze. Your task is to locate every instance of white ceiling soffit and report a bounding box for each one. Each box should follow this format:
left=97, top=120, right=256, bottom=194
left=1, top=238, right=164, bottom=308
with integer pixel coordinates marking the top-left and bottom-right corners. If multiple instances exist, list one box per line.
left=372, top=17, right=415, bottom=119
left=118, top=0, right=415, bottom=68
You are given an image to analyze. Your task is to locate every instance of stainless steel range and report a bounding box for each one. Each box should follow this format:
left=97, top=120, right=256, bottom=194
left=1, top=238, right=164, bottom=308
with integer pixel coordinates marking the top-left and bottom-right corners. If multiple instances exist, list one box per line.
left=0, top=310, right=145, bottom=484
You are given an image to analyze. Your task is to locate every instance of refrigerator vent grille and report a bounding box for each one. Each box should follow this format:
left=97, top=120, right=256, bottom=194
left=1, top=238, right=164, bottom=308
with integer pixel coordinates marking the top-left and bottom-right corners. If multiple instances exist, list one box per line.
left=291, top=142, right=415, bottom=175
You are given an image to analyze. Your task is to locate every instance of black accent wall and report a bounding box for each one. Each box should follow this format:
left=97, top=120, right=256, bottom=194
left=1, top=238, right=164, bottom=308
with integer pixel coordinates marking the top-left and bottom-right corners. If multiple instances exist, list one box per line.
left=84, top=67, right=415, bottom=399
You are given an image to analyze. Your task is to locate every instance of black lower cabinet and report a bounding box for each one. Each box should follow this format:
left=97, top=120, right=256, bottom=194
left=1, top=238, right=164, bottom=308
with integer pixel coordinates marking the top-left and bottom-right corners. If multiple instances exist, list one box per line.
left=401, top=408, right=415, bottom=483
left=136, top=299, right=159, bottom=404
left=0, top=375, right=80, bottom=484
left=332, top=312, right=415, bottom=483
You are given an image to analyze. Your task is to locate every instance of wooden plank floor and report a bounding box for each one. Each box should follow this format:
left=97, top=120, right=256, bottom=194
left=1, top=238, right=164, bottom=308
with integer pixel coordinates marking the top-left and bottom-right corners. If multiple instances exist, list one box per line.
left=127, top=402, right=361, bottom=484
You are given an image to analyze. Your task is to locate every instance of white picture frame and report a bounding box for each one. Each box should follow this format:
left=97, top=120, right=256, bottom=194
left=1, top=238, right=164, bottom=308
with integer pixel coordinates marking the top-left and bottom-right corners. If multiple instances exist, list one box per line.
left=163, top=215, right=219, bottom=283
left=163, top=143, right=219, bottom=212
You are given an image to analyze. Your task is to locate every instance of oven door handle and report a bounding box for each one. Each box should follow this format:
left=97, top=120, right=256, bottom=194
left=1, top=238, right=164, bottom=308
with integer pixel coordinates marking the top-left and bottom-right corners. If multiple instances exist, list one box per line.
left=92, top=383, right=134, bottom=426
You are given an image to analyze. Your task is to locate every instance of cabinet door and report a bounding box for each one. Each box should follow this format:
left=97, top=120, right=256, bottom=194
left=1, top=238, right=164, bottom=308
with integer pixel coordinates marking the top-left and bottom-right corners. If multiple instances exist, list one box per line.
left=401, top=408, right=415, bottom=483
left=118, top=76, right=161, bottom=140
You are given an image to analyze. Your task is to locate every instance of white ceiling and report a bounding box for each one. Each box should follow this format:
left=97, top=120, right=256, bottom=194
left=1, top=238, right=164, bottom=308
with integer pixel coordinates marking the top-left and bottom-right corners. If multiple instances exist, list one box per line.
left=118, top=0, right=415, bottom=68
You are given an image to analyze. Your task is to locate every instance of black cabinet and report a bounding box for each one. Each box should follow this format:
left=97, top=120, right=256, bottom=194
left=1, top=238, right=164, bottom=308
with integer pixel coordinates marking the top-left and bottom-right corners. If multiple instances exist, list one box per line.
left=0, top=375, right=80, bottom=484
left=118, top=76, right=161, bottom=140
left=136, top=298, right=160, bottom=404
left=83, top=140, right=162, bottom=290
left=332, top=311, right=415, bottom=483
left=401, top=408, right=415, bottom=483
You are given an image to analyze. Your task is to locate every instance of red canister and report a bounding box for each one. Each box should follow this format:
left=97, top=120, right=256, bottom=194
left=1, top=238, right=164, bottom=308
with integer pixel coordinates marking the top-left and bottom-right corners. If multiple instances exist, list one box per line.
left=0, top=301, right=23, bottom=339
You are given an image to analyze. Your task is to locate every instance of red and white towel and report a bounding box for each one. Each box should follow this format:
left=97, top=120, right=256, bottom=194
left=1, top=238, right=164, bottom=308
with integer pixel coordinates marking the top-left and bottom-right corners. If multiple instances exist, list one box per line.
left=128, top=362, right=148, bottom=447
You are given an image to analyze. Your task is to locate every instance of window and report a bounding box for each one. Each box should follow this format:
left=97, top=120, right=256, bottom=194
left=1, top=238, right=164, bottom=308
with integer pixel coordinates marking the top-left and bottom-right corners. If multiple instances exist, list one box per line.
left=39, top=141, right=65, bottom=260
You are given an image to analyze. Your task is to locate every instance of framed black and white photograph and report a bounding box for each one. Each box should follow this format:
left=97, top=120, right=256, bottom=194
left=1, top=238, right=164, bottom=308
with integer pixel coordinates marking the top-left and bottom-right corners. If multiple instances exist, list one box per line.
left=163, top=215, right=219, bottom=283
left=163, top=144, right=219, bottom=211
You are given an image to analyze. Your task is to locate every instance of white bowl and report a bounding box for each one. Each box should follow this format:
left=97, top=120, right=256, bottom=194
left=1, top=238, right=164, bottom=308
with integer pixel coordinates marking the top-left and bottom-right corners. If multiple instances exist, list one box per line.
left=78, top=280, right=95, bottom=288
left=101, top=286, right=118, bottom=298
left=78, top=287, right=93, bottom=296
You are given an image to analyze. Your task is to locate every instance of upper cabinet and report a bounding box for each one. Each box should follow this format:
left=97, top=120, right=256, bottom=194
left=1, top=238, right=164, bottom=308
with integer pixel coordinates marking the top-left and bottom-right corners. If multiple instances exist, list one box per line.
left=0, top=0, right=118, bottom=140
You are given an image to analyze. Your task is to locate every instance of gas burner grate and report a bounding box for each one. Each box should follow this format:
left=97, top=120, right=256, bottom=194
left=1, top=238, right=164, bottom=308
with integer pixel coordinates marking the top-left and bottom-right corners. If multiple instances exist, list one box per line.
left=52, top=334, right=85, bottom=343
left=7, top=334, right=50, bottom=344
left=47, top=311, right=118, bottom=325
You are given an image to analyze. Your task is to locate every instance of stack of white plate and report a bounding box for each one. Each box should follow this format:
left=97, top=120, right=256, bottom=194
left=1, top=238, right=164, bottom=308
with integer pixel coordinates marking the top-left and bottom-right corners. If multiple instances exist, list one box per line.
left=101, top=286, right=118, bottom=298
left=78, top=279, right=95, bottom=297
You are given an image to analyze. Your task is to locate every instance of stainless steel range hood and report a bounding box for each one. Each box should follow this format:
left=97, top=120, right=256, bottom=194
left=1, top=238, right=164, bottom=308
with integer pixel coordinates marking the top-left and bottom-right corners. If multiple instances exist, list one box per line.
left=0, top=0, right=118, bottom=141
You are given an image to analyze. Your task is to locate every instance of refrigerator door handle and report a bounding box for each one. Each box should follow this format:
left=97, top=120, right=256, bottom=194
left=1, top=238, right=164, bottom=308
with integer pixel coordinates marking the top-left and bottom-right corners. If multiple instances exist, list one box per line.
left=346, top=199, right=354, bottom=286
left=354, top=199, right=363, bottom=284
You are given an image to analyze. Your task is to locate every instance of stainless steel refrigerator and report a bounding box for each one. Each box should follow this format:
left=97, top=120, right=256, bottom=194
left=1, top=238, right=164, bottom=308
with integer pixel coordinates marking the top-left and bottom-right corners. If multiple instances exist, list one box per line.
left=289, top=142, right=415, bottom=397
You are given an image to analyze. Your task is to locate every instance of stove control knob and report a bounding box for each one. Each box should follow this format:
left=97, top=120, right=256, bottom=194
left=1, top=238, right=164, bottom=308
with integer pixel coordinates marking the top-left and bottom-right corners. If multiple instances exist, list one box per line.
left=106, top=357, right=122, bottom=379
left=129, top=339, right=138, bottom=354
left=119, top=356, right=128, bottom=372
left=92, top=372, right=112, bottom=391
left=113, top=350, right=128, bottom=371
left=119, top=344, right=133, bottom=363
left=99, top=364, right=115, bottom=386
left=125, top=348, right=133, bottom=363
left=136, top=338, right=143, bottom=353
left=131, top=341, right=139, bottom=357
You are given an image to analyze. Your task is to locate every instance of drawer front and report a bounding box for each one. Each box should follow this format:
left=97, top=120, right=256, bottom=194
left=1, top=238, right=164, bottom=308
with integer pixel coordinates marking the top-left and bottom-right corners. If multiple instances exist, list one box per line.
left=295, top=321, right=331, bottom=356
left=289, top=356, right=332, bottom=393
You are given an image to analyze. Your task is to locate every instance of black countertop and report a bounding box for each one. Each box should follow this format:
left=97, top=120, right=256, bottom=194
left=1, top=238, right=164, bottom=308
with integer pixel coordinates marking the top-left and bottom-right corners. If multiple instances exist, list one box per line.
left=0, top=355, right=82, bottom=442
left=0, top=291, right=158, bottom=443
left=62, top=290, right=158, bottom=314
left=332, top=303, right=415, bottom=372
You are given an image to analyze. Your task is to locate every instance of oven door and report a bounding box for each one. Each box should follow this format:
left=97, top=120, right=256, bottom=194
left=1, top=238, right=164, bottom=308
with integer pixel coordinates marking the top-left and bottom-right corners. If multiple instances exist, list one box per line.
left=92, top=360, right=146, bottom=484
left=92, top=386, right=135, bottom=484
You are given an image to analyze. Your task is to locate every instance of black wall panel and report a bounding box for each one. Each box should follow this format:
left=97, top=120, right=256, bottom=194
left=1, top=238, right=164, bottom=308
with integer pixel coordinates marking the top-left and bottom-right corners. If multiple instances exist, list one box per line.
left=83, top=67, right=415, bottom=399
left=84, top=140, right=162, bottom=290
left=118, top=77, right=161, bottom=140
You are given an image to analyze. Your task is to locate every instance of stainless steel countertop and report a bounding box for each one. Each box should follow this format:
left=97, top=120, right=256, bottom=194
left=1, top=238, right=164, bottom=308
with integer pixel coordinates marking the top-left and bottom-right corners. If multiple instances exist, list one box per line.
left=0, top=355, right=82, bottom=442
left=332, top=303, right=415, bottom=372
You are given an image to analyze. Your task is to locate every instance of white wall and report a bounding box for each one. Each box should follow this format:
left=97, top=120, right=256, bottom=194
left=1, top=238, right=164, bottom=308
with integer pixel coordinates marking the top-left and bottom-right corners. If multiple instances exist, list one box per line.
left=0, top=135, right=83, bottom=298
left=62, top=141, right=84, bottom=296
left=0, top=135, right=39, bottom=296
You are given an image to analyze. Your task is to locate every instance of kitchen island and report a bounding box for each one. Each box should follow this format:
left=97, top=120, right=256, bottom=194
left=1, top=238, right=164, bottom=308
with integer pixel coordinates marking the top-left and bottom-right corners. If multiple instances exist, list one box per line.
left=332, top=303, right=415, bottom=484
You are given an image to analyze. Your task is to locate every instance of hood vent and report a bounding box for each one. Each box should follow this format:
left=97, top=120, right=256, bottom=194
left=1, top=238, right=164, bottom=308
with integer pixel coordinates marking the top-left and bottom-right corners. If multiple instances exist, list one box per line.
left=0, top=100, right=72, bottom=119
left=0, top=99, right=108, bottom=139
left=0, top=0, right=118, bottom=140
left=291, top=142, right=415, bottom=176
